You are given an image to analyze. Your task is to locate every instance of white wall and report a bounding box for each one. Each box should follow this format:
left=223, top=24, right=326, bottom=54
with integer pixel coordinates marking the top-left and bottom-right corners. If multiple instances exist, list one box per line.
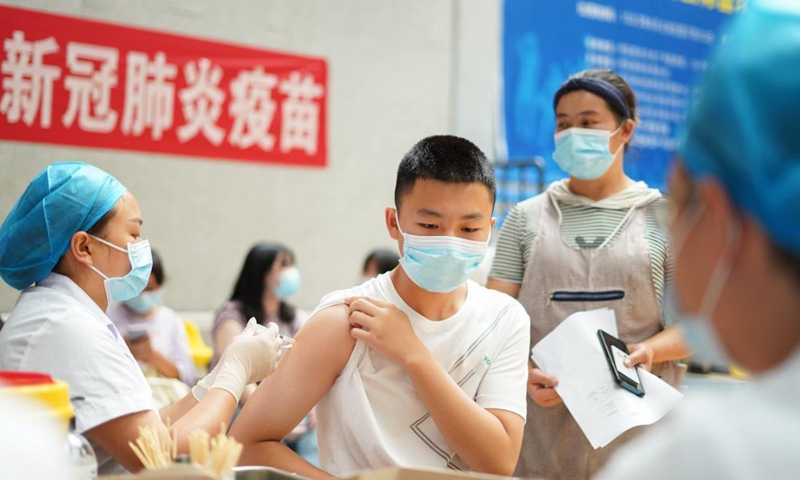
left=452, top=0, right=502, bottom=161
left=0, top=0, right=478, bottom=313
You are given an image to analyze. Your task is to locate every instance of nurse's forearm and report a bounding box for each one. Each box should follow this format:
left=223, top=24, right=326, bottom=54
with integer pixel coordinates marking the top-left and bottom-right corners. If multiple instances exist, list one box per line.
left=171, top=389, right=237, bottom=451
left=159, top=393, right=198, bottom=423
left=646, top=326, right=693, bottom=363
left=87, top=391, right=234, bottom=472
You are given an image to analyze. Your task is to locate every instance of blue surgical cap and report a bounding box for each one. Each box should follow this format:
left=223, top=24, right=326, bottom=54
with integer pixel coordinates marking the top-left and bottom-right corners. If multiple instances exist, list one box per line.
left=0, top=162, right=126, bottom=290
left=680, top=0, right=800, bottom=255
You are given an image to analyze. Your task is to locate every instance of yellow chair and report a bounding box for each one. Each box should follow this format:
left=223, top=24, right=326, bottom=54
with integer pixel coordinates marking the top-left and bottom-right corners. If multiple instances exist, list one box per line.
left=183, top=319, right=213, bottom=371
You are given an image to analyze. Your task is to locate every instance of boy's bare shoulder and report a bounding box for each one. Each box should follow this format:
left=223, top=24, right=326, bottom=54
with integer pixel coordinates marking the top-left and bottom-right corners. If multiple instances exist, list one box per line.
left=301, top=280, right=380, bottom=333
left=296, top=278, right=386, bottom=354
left=301, top=303, right=352, bottom=338
left=292, top=303, right=356, bottom=368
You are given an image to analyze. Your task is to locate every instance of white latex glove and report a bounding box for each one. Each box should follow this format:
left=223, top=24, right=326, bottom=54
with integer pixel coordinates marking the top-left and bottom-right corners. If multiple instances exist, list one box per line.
left=192, top=318, right=258, bottom=401
left=192, top=318, right=281, bottom=402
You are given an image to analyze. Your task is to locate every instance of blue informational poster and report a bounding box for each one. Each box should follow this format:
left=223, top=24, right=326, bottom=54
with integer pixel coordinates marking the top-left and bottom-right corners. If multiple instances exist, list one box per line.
left=499, top=0, right=742, bottom=206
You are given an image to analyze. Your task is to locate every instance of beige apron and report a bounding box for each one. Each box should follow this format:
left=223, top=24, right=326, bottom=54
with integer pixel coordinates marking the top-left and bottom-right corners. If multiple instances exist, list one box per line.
left=514, top=194, right=686, bottom=479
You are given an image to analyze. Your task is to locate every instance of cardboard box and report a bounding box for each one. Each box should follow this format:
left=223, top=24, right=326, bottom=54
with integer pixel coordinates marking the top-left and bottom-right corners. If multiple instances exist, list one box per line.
left=101, top=465, right=306, bottom=480
left=102, top=465, right=531, bottom=480
left=100, top=464, right=216, bottom=479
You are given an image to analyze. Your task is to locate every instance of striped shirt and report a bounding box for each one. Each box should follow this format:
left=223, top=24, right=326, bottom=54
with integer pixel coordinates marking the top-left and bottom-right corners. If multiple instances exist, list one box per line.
left=489, top=193, right=672, bottom=306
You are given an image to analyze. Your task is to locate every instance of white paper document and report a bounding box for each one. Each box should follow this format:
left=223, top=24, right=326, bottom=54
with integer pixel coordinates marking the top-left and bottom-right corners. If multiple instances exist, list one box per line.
left=531, top=308, right=683, bottom=449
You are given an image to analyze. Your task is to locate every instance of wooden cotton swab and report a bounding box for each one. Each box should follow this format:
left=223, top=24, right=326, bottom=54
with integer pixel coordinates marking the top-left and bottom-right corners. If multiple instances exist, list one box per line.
left=129, top=441, right=151, bottom=470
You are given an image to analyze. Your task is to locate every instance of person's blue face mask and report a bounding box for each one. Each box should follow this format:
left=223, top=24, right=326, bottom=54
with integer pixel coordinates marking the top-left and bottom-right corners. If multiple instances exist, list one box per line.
left=396, top=212, right=489, bottom=293
left=124, top=289, right=163, bottom=314
left=552, top=126, right=623, bottom=180
left=88, top=236, right=153, bottom=304
left=664, top=287, right=730, bottom=369
left=275, top=267, right=301, bottom=300
left=665, top=200, right=740, bottom=368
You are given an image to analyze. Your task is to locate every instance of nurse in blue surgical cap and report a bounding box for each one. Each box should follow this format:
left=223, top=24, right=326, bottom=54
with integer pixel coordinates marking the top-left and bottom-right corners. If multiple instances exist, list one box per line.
left=599, top=1, right=800, bottom=478
left=0, top=162, right=282, bottom=475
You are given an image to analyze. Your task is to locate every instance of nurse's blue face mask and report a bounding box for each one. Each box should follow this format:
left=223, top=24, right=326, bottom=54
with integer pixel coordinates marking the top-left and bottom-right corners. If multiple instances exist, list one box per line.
left=665, top=195, right=740, bottom=368
left=88, top=236, right=153, bottom=304
left=395, top=211, right=489, bottom=293
left=552, top=125, right=623, bottom=180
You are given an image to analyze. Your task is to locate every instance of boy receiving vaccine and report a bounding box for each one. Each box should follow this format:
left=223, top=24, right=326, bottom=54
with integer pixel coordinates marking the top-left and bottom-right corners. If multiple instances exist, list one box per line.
left=231, top=136, right=530, bottom=478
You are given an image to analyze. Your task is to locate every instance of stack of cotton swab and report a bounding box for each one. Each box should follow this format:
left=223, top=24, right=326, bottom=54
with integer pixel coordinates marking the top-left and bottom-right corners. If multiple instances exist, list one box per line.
left=129, top=423, right=242, bottom=478
left=128, top=425, right=177, bottom=470
left=188, top=424, right=243, bottom=478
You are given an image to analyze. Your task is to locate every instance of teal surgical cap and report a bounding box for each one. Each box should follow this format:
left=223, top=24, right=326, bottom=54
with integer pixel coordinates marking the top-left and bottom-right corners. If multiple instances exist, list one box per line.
left=0, top=162, right=126, bottom=290
left=680, top=0, right=800, bottom=255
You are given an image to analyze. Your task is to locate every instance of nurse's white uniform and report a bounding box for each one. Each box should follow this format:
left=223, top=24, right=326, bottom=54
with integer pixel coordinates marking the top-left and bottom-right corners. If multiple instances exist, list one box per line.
left=0, top=273, right=157, bottom=474
left=597, top=348, right=800, bottom=479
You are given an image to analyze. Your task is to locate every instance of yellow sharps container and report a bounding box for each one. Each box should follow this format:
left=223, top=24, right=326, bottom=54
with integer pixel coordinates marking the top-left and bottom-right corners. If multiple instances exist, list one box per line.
left=0, top=371, right=73, bottom=433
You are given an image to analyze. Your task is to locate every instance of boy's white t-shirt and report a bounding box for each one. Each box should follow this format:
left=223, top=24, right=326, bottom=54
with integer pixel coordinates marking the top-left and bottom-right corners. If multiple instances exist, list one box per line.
left=313, top=273, right=530, bottom=476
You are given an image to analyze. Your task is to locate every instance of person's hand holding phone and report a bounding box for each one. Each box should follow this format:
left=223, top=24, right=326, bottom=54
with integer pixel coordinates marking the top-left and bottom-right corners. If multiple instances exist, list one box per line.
left=127, top=334, right=154, bottom=362
left=624, top=342, right=654, bottom=371
left=528, top=363, right=562, bottom=408
left=598, top=330, right=646, bottom=397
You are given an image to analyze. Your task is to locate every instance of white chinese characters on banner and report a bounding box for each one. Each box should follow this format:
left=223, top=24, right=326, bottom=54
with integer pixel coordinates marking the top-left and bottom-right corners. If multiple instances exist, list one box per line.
left=0, top=30, right=61, bottom=128
left=1, top=30, right=324, bottom=158
left=62, top=42, right=119, bottom=133
left=228, top=67, right=278, bottom=151
left=177, top=58, right=226, bottom=145
left=279, top=72, right=324, bottom=155
left=122, top=51, right=177, bottom=141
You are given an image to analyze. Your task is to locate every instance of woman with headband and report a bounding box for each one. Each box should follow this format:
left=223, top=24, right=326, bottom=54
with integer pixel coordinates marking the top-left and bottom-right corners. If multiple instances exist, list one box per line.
left=488, top=69, right=692, bottom=478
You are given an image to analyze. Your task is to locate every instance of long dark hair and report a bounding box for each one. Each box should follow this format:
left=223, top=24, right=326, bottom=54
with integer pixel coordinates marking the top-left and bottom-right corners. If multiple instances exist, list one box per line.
left=363, top=249, right=400, bottom=276
left=229, top=242, right=296, bottom=325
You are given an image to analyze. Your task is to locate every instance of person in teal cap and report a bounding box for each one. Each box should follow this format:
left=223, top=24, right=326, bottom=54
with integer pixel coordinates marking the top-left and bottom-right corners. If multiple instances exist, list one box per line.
left=0, top=162, right=283, bottom=474
left=598, top=1, right=800, bottom=478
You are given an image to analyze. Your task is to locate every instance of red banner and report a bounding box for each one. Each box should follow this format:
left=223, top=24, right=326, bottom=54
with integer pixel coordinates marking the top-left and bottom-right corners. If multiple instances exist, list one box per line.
left=0, top=5, right=328, bottom=167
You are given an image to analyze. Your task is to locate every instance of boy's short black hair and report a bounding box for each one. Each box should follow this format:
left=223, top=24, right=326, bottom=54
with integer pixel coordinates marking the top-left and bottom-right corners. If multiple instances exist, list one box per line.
left=394, top=135, right=496, bottom=208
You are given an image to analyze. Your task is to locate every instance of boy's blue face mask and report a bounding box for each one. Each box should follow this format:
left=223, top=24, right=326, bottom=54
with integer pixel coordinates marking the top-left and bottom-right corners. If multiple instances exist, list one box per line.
left=88, top=236, right=153, bottom=304
left=395, top=212, right=489, bottom=293
left=552, top=126, right=623, bottom=180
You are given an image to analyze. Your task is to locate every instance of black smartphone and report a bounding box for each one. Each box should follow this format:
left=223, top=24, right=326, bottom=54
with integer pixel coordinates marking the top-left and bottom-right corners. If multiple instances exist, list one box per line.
left=597, top=329, right=645, bottom=397
left=127, top=324, right=149, bottom=342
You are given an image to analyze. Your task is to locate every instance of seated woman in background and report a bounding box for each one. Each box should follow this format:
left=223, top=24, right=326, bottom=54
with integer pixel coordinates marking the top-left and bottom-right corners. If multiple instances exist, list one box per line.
left=360, top=248, right=400, bottom=282
left=212, top=242, right=308, bottom=367
left=212, top=242, right=316, bottom=464
left=107, top=249, right=197, bottom=386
